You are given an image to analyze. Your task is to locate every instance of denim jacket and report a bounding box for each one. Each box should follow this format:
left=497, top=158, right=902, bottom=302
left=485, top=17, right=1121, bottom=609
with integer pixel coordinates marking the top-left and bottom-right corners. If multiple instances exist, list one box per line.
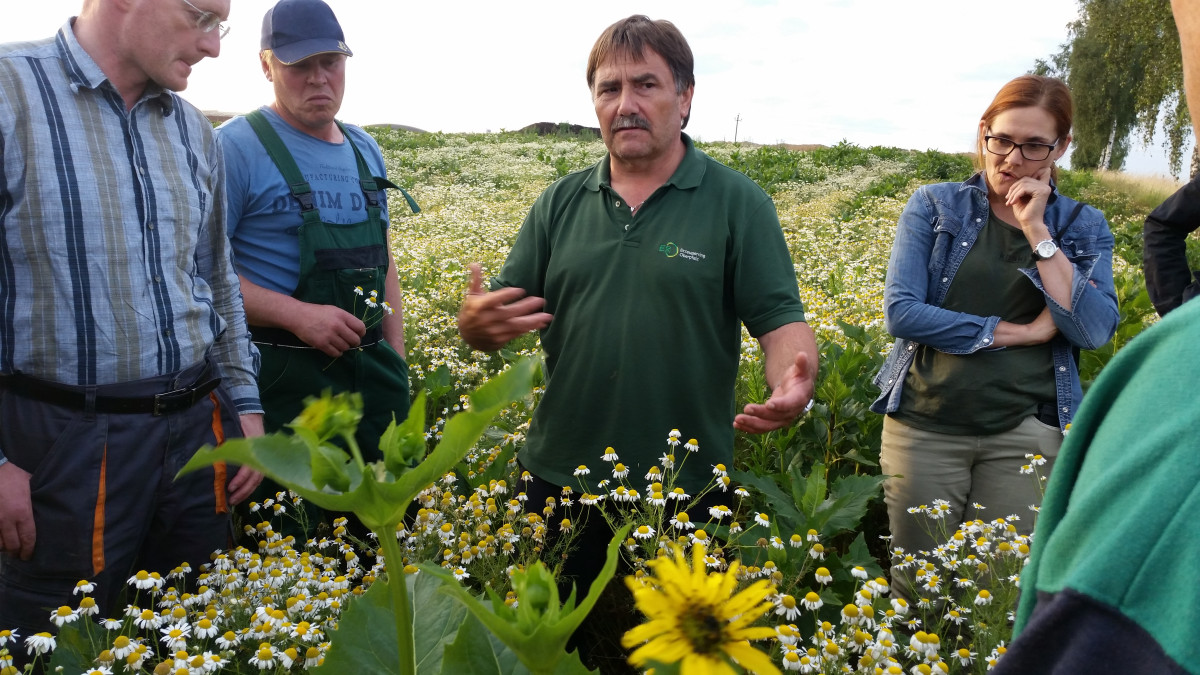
left=871, top=172, right=1119, bottom=431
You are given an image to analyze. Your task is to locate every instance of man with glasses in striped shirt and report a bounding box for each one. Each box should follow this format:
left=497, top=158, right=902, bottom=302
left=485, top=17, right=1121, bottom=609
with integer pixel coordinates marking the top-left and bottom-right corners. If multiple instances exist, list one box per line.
left=0, top=0, right=263, bottom=646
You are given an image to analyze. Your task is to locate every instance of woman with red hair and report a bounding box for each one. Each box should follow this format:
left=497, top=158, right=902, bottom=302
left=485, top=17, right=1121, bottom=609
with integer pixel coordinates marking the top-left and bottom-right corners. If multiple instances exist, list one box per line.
left=871, top=75, right=1119, bottom=597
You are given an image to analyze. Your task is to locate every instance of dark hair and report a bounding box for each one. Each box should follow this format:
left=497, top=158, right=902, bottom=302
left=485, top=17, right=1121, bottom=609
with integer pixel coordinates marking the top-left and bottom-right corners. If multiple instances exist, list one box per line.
left=586, top=15, right=695, bottom=127
left=977, top=75, right=1073, bottom=180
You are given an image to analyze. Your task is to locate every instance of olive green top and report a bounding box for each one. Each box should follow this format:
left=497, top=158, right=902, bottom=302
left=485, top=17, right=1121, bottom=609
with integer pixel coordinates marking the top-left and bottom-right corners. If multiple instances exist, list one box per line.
left=894, top=211, right=1055, bottom=434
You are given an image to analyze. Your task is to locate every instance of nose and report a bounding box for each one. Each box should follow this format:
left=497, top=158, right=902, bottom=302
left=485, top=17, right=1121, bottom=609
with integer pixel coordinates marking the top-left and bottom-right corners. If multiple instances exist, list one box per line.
left=615, top=86, right=638, bottom=117
left=198, top=29, right=220, bottom=59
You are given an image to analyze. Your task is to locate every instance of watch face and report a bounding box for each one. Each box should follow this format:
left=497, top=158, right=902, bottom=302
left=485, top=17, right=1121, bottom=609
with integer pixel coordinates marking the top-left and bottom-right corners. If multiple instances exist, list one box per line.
left=1036, top=240, right=1057, bottom=259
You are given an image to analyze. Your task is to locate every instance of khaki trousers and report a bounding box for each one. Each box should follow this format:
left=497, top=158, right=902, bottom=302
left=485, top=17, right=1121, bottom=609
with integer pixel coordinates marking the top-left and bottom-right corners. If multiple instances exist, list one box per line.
left=880, top=414, right=1062, bottom=599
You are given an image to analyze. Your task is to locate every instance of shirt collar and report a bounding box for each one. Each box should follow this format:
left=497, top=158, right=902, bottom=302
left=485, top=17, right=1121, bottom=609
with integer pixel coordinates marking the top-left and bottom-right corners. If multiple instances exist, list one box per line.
left=57, top=18, right=175, bottom=116
left=585, top=132, right=707, bottom=192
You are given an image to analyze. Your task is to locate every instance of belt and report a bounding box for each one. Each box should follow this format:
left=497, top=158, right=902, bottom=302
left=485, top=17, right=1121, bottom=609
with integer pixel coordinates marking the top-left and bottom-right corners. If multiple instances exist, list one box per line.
left=0, top=372, right=221, bottom=416
left=250, top=325, right=383, bottom=349
left=1036, top=402, right=1060, bottom=427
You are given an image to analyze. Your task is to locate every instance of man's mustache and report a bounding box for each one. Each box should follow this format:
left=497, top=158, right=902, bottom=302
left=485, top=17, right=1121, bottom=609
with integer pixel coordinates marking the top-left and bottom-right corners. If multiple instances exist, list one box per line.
left=612, top=116, right=650, bottom=132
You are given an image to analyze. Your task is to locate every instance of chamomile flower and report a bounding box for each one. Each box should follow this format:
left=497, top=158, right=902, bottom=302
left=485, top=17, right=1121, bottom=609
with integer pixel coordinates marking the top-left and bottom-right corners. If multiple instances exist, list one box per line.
left=74, top=580, right=96, bottom=595
left=708, top=504, right=732, bottom=520
left=799, top=591, right=823, bottom=611
left=573, top=465, right=590, bottom=476
left=669, top=512, right=694, bottom=531
left=601, top=448, right=619, bottom=462
left=24, top=632, right=55, bottom=656
left=633, top=525, right=656, bottom=540
left=754, top=512, right=770, bottom=527
left=814, top=567, right=832, bottom=584
left=775, top=594, right=801, bottom=621
left=684, top=438, right=699, bottom=452
left=248, top=642, right=278, bottom=669
left=49, top=605, right=78, bottom=627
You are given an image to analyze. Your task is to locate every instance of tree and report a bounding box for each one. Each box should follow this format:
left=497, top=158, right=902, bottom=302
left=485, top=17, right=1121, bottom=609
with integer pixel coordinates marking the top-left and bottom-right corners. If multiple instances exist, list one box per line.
left=1036, top=0, right=1191, bottom=176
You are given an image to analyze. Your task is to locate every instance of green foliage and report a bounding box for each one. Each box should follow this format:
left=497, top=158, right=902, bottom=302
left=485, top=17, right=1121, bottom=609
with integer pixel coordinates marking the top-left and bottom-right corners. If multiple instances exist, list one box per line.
left=1037, top=0, right=1190, bottom=175
left=420, top=525, right=629, bottom=675
left=739, top=321, right=885, bottom=479
left=1078, top=266, right=1157, bottom=387
left=722, top=145, right=827, bottom=191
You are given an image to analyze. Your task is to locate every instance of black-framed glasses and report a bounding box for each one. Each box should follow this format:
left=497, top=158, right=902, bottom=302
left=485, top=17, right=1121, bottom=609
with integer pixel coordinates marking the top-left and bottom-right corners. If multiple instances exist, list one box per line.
left=179, top=0, right=230, bottom=39
left=984, top=135, right=1058, bottom=161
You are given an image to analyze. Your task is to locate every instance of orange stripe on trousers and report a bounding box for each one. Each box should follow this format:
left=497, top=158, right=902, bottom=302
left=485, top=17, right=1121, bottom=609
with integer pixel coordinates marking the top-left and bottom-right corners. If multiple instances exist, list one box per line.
left=91, top=445, right=107, bottom=576
left=209, top=392, right=229, bottom=514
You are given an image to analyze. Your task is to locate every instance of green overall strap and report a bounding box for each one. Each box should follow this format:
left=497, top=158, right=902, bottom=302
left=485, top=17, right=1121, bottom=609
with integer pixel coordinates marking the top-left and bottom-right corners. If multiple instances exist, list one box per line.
left=334, top=120, right=421, bottom=215
left=245, top=110, right=323, bottom=228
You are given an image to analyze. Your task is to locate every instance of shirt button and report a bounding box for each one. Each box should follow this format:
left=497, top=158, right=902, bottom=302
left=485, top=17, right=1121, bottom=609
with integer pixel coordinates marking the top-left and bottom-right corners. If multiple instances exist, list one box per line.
left=961, top=242, right=969, bottom=247
left=154, top=275, right=161, bottom=283
left=148, top=223, right=155, bottom=230
left=624, top=224, right=630, bottom=231
left=615, top=201, right=621, bottom=207
left=975, top=217, right=981, bottom=223
left=887, top=378, right=894, bottom=384
left=163, top=329, right=172, bottom=337
left=906, top=345, right=914, bottom=351
left=138, top=166, right=145, bottom=175
left=982, top=338, right=991, bottom=344
left=942, top=277, right=949, bottom=283
left=1058, top=366, right=1066, bottom=372
left=1061, top=407, right=1069, bottom=413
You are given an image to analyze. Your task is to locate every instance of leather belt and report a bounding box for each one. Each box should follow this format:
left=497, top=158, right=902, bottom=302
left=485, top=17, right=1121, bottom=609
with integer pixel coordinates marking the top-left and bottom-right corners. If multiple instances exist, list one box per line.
left=0, top=372, right=221, bottom=416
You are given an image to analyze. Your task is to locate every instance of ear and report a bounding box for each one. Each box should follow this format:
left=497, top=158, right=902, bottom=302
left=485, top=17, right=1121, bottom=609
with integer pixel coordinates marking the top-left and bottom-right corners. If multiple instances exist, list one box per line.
left=678, top=85, right=694, bottom=124
left=1052, top=134, right=1071, bottom=162
left=260, top=52, right=273, bottom=81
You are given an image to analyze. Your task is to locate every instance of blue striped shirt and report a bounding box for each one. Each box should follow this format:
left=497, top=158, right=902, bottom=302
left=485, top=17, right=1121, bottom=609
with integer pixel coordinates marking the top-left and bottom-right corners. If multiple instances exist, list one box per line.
left=0, top=22, right=262, bottom=417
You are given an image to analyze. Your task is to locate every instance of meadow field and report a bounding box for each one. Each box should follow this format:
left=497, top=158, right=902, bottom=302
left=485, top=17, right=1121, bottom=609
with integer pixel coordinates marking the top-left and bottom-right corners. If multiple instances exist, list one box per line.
left=10, top=131, right=1179, bottom=675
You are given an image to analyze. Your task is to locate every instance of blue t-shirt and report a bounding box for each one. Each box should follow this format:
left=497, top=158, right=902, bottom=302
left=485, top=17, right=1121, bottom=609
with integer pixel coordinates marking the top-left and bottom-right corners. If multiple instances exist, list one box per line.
left=216, top=106, right=391, bottom=295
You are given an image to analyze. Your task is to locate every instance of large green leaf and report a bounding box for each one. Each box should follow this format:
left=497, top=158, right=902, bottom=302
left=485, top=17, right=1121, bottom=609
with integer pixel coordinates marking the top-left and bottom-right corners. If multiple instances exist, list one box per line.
left=316, top=581, right=398, bottom=675
left=180, top=433, right=366, bottom=514
left=727, top=468, right=801, bottom=523
left=412, top=572, right=469, bottom=674
left=440, top=613, right=503, bottom=675
left=820, top=473, right=888, bottom=534
left=45, top=620, right=93, bottom=672
left=391, top=358, right=537, bottom=507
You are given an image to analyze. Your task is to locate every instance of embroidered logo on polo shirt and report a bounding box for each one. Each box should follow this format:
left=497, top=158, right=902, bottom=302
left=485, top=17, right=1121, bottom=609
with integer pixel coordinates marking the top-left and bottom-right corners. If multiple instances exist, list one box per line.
left=658, top=241, right=706, bottom=262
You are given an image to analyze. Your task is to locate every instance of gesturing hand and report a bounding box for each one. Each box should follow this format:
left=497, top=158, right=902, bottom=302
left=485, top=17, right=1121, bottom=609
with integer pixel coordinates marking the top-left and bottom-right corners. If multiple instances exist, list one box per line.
left=457, top=264, right=552, bottom=351
left=734, top=351, right=815, bottom=434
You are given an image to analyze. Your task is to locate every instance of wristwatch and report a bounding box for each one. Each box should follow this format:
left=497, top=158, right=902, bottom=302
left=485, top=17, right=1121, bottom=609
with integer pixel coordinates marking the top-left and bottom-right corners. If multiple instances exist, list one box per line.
left=1032, top=239, right=1058, bottom=261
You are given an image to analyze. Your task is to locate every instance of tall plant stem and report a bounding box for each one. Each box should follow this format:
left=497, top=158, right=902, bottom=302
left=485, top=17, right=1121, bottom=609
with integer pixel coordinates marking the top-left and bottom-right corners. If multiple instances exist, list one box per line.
left=379, top=529, right=417, bottom=675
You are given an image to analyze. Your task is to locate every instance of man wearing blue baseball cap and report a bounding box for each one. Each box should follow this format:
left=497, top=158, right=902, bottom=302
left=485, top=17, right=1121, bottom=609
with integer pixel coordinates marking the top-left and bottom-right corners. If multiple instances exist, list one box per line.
left=216, top=0, right=417, bottom=534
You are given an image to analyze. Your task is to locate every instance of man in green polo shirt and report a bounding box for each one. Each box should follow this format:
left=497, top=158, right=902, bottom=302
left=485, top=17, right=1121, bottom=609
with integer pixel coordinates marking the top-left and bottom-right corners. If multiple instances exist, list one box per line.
left=457, top=13, right=816, bottom=590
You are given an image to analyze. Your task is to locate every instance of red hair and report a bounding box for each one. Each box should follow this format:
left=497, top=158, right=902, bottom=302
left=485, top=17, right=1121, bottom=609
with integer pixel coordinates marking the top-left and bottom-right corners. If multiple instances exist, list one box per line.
left=976, top=75, right=1073, bottom=179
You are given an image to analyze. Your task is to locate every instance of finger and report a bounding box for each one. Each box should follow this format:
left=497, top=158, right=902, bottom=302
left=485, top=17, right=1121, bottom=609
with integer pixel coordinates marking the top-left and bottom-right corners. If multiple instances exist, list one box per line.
left=16, top=518, right=35, bottom=560
left=468, top=263, right=484, bottom=295
left=497, top=295, right=548, bottom=319
left=733, top=413, right=789, bottom=434
left=228, top=469, right=263, bottom=504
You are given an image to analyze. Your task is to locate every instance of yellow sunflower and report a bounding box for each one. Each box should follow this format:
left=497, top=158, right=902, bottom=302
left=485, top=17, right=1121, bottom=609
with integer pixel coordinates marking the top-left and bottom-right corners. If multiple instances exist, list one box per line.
left=622, top=544, right=781, bottom=675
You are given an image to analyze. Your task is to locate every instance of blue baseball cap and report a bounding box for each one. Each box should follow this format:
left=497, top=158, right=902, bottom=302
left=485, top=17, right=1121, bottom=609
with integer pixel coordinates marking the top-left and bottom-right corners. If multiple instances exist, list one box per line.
left=261, top=0, right=353, bottom=65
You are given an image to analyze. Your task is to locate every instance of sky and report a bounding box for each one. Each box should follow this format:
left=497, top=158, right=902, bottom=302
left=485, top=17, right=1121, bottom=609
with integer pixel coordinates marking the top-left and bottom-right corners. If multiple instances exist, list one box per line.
left=3, top=0, right=1190, bottom=180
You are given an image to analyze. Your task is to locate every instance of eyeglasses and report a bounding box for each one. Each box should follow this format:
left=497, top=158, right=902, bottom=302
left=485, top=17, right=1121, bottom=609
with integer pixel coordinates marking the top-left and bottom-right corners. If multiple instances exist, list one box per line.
left=984, top=134, right=1058, bottom=161
left=179, top=0, right=230, bottom=39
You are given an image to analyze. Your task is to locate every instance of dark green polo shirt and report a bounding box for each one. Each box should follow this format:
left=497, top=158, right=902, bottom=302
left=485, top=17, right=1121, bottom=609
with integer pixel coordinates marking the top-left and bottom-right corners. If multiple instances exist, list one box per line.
left=494, top=134, right=807, bottom=493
